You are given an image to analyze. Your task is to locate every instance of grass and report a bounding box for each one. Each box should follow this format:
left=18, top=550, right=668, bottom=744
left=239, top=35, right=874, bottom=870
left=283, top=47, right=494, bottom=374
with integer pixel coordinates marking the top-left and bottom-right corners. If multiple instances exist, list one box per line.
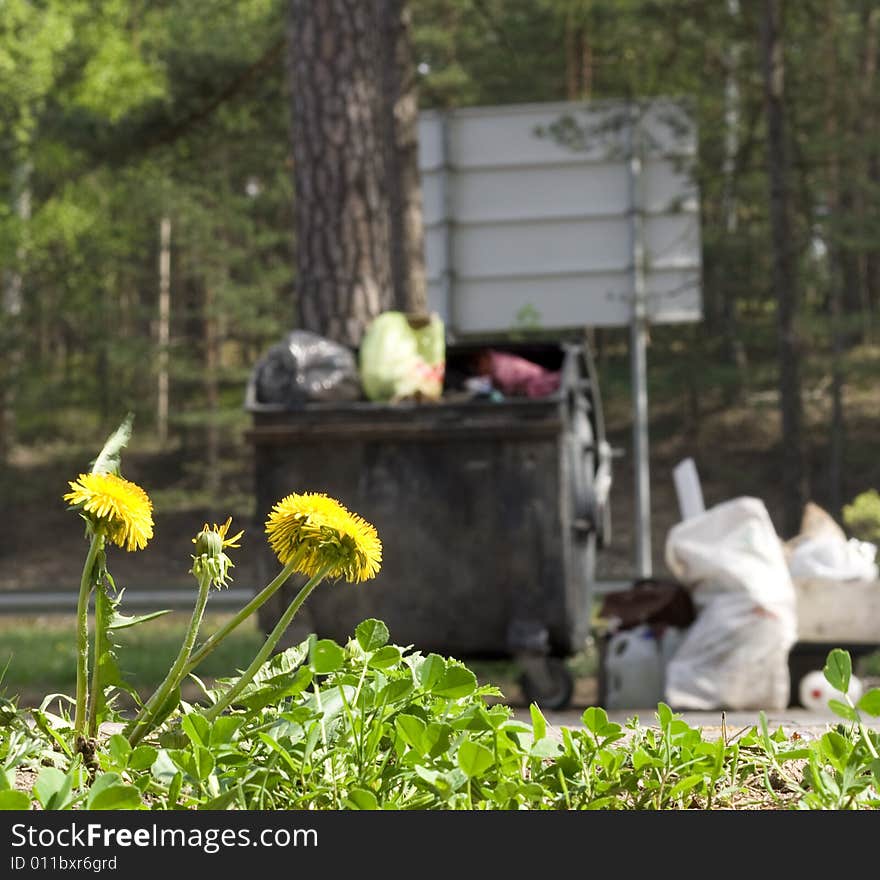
left=0, top=612, right=264, bottom=706
left=9, top=610, right=876, bottom=710
left=0, top=613, right=601, bottom=710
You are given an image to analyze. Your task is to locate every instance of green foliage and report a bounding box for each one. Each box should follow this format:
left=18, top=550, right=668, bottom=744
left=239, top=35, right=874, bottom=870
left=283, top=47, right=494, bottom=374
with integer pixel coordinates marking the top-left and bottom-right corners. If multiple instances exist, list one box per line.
left=3, top=636, right=879, bottom=810
left=1, top=0, right=293, bottom=490
left=842, top=490, right=880, bottom=547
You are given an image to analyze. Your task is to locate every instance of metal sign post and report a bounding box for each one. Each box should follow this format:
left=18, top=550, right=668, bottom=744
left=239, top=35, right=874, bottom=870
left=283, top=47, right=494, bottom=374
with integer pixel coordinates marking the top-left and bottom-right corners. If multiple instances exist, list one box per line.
left=626, top=105, right=653, bottom=579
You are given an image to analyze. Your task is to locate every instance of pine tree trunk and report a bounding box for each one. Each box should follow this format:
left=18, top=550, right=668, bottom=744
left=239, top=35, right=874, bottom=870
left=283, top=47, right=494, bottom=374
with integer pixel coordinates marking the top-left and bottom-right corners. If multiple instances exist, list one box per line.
left=760, top=0, right=806, bottom=537
left=286, top=0, right=426, bottom=345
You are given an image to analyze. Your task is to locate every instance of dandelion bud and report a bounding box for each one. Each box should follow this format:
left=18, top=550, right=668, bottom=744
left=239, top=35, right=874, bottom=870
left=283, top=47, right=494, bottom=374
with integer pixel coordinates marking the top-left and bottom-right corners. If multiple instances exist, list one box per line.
left=194, top=527, right=224, bottom=559
left=190, top=517, right=243, bottom=590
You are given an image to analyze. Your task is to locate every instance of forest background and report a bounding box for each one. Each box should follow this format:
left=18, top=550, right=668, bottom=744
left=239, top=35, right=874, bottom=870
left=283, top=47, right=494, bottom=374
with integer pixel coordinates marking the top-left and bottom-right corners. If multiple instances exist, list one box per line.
left=2, top=0, right=879, bottom=601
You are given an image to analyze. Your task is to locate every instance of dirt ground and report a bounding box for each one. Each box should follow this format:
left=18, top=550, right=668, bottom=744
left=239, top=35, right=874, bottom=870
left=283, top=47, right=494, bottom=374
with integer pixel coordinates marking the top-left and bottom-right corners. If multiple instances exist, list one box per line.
left=0, top=373, right=877, bottom=594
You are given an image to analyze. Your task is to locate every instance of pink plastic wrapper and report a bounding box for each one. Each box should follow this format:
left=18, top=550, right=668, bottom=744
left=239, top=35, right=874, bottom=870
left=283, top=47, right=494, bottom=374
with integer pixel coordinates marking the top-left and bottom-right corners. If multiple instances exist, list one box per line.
left=477, top=350, right=561, bottom=398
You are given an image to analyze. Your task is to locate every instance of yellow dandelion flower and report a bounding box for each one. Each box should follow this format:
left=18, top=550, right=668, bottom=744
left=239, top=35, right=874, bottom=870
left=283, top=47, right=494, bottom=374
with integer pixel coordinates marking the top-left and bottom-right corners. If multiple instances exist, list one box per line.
left=64, top=472, right=154, bottom=552
left=191, top=517, right=243, bottom=589
left=265, top=492, right=382, bottom=583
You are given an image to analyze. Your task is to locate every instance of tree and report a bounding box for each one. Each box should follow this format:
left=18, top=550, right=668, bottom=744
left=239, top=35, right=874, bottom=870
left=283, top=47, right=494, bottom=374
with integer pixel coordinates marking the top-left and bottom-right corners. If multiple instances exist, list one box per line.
left=286, top=0, right=427, bottom=348
left=760, top=0, right=805, bottom=536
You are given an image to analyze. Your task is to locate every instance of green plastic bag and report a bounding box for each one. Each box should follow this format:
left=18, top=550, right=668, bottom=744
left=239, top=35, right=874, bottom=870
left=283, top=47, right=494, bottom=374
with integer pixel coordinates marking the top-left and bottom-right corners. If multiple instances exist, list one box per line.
left=359, top=311, right=446, bottom=403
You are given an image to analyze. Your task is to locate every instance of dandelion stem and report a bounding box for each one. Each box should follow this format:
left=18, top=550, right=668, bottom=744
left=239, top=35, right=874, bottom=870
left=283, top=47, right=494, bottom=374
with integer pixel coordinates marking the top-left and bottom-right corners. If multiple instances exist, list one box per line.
left=126, top=570, right=213, bottom=746
left=203, top=563, right=332, bottom=722
left=183, top=549, right=307, bottom=677
left=74, top=530, right=103, bottom=740
left=87, top=587, right=109, bottom=740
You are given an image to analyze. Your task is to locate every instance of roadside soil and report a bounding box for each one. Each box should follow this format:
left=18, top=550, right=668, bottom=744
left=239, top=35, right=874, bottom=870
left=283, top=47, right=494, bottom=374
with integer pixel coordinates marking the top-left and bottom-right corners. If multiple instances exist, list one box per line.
left=1, top=376, right=878, bottom=593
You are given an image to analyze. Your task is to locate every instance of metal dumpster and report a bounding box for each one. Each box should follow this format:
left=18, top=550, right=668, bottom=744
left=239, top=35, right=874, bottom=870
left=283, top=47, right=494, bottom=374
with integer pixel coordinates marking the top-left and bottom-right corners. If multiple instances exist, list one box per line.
left=244, top=338, right=612, bottom=709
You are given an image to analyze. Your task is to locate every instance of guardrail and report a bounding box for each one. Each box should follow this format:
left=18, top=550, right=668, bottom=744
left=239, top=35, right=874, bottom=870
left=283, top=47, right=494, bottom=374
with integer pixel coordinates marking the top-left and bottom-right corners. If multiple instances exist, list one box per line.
left=0, top=589, right=254, bottom=614
left=0, top=581, right=633, bottom=615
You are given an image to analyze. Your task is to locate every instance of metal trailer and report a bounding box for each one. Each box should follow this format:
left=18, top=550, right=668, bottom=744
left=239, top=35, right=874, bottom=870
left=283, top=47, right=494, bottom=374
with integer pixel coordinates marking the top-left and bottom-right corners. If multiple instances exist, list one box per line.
left=244, top=338, right=613, bottom=709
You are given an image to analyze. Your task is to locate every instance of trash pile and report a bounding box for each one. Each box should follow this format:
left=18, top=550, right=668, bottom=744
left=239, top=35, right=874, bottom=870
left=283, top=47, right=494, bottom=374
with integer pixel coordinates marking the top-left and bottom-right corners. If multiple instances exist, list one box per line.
left=251, top=310, right=564, bottom=407
left=785, top=501, right=878, bottom=582
left=599, top=458, right=879, bottom=712
left=662, top=496, right=799, bottom=711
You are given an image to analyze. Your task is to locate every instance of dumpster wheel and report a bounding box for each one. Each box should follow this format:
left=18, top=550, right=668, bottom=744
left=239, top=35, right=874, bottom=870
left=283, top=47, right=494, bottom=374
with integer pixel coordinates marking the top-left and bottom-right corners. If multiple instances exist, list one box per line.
left=518, top=656, right=574, bottom=711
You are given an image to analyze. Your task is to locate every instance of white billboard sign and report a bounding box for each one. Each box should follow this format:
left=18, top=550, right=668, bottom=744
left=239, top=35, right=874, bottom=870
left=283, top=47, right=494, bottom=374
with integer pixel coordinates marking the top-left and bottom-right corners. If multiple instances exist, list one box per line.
left=418, top=99, right=702, bottom=335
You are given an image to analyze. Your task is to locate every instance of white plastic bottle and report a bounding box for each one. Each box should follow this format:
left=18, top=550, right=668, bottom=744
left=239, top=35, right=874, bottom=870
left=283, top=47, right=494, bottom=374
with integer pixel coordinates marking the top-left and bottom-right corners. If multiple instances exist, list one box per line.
left=798, top=669, right=863, bottom=711
left=603, top=625, right=665, bottom=709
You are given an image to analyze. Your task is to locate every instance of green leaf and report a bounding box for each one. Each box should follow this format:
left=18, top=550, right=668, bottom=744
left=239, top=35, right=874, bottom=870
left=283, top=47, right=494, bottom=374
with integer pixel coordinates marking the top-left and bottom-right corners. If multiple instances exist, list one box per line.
left=669, top=774, right=704, bottom=799
left=378, top=678, right=414, bottom=705
left=857, top=689, right=880, bottom=717
left=193, top=746, right=215, bottom=781
left=257, top=734, right=299, bottom=775
left=820, top=731, right=852, bottom=769
left=30, top=708, right=73, bottom=758
left=656, top=702, right=673, bottom=730
left=34, top=767, right=74, bottom=810
left=310, top=639, right=345, bottom=674
left=417, top=654, right=446, bottom=690
left=239, top=640, right=310, bottom=688
left=376, top=678, right=415, bottom=706
left=208, top=716, right=241, bottom=745
left=828, top=699, right=858, bottom=721
left=457, top=739, right=495, bottom=778
left=367, top=646, right=401, bottom=669
left=582, top=706, right=609, bottom=733
left=415, top=766, right=466, bottom=797
left=824, top=649, right=852, bottom=695
left=0, top=790, right=30, bottom=810
left=90, top=413, right=134, bottom=476
left=304, top=684, right=356, bottom=729
left=167, top=772, right=183, bottom=808
left=451, top=705, right=494, bottom=731
left=199, top=790, right=240, bottom=811
left=87, top=774, right=142, bottom=810
left=129, top=746, right=158, bottom=771
left=107, top=608, right=172, bottom=630
left=355, top=619, right=389, bottom=652
left=107, top=733, right=131, bottom=768
left=530, top=703, right=547, bottom=741
left=395, top=714, right=427, bottom=753
left=530, top=738, right=561, bottom=758
left=632, top=747, right=660, bottom=770
left=181, top=712, right=210, bottom=748
left=344, top=788, right=378, bottom=810
left=423, top=722, right=453, bottom=758
left=433, top=665, right=477, bottom=698
left=231, top=666, right=313, bottom=712
left=150, top=749, right=179, bottom=785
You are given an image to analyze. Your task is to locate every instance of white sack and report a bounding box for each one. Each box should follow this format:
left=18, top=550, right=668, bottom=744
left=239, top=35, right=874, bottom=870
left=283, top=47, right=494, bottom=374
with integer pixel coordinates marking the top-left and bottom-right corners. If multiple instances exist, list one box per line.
left=787, top=535, right=878, bottom=582
left=663, top=496, right=798, bottom=710
left=664, top=593, right=794, bottom=710
left=665, top=496, right=797, bottom=614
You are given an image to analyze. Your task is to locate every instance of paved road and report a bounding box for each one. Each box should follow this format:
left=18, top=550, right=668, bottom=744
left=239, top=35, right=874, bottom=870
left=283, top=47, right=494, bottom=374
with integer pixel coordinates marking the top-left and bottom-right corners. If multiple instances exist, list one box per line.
left=513, top=705, right=875, bottom=740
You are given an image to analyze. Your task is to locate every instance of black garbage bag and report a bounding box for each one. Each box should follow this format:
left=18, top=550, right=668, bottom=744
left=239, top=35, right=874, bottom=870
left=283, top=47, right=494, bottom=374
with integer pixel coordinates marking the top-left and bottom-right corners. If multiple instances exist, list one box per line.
left=253, top=330, right=363, bottom=406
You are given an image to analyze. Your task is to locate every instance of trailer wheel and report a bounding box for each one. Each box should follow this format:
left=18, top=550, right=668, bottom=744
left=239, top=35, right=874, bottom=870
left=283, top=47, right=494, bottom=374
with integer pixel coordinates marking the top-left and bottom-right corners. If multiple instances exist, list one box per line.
left=519, top=656, right=574, bottom=710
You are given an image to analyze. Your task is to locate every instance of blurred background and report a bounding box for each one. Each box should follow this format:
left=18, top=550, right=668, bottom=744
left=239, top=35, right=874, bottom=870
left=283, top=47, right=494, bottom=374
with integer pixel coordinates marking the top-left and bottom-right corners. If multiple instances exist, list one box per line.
left=2, top=0, right=880, bottom=704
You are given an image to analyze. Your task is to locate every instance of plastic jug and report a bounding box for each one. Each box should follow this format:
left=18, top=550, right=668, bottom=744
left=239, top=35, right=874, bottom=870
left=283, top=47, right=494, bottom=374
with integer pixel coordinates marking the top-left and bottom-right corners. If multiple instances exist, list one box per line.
left=603, top=625, right=665, bottom=709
